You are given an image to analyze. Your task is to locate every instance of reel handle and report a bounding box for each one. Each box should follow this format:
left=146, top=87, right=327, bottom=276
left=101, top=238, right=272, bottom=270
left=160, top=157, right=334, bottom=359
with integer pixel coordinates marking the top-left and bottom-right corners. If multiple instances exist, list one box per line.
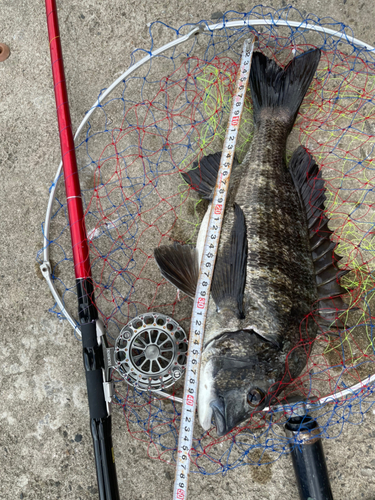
left=82, top=322, right=120, bottom=500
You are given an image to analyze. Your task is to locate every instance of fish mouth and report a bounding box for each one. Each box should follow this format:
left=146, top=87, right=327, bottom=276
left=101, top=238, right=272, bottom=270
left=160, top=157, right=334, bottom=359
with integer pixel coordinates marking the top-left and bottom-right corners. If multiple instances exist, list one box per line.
left=210, top=399, right=227, bottom=437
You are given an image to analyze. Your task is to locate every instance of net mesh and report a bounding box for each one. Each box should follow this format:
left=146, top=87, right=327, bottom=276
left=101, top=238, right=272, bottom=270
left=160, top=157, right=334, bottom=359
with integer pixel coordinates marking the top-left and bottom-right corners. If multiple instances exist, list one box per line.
left=38, top=5, right=375, bottom=474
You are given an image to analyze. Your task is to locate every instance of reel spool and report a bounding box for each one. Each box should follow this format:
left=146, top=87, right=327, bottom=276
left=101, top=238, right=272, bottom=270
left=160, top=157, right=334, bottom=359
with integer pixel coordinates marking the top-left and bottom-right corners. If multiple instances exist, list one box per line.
left=114, top=313, right=187, bottom=391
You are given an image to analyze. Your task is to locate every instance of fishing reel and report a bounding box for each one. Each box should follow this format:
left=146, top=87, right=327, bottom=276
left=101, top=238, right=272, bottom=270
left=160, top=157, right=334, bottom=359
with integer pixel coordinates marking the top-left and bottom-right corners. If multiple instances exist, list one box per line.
left=114, top=313, right=188, bottom=391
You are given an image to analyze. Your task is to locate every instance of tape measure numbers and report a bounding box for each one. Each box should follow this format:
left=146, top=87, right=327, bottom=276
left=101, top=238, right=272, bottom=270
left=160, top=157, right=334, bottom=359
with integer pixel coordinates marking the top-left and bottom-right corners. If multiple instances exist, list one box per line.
left=173, top=36, right=256, bottom=500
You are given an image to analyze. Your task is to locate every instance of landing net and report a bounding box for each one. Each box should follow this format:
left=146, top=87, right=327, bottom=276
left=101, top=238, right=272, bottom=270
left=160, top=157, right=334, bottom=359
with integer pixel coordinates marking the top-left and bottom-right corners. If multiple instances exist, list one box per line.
left=38, top=6, right=375, bottom=474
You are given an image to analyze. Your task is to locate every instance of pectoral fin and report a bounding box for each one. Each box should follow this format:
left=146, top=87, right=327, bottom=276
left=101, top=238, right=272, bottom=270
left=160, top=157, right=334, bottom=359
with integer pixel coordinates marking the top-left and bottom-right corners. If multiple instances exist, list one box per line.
left=211, top=203, right=247, bottom=319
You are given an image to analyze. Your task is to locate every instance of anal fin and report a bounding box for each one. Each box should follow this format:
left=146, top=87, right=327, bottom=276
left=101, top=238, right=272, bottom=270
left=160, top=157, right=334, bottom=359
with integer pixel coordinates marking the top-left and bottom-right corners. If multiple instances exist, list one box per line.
left=182, top=152, right=238, bottom=201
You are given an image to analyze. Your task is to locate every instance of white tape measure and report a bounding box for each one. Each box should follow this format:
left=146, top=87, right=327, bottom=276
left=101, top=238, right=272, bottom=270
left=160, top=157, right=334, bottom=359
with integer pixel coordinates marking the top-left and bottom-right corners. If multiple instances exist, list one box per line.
left=172, top=36, right=256, bottom=500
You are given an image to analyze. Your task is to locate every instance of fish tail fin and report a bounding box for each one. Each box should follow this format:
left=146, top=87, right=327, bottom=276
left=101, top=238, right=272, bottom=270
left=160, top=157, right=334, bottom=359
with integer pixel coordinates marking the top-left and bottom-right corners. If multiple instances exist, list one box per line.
left=250, top=48, right=321, bottom=131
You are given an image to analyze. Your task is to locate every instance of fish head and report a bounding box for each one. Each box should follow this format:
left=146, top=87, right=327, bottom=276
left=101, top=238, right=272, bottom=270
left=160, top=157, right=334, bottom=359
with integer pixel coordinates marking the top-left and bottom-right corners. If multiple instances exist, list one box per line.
left=198, top=330, right=282, bottom=437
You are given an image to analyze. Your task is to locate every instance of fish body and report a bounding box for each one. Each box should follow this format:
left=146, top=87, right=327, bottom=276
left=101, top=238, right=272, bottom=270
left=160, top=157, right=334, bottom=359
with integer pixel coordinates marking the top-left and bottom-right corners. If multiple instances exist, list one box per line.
left=154, top=49, right=350, bottom=436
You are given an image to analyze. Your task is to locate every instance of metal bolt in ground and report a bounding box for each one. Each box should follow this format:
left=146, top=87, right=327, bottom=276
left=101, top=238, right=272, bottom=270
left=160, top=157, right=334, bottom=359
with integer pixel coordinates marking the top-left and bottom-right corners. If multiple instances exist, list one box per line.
left=0, top=43, right=10, bottom=62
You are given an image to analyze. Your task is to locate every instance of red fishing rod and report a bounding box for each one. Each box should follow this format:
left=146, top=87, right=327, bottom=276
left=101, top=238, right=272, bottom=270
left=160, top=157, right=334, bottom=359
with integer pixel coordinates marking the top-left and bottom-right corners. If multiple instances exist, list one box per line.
left=45, top=1, right=120, bottom=498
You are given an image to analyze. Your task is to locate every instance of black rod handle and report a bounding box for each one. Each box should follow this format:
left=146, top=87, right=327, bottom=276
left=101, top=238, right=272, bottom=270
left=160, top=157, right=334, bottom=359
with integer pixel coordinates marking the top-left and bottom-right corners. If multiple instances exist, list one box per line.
left=81, top=321, right=120, bottom=500
left=91, top=416, right=120, bottom=500
left=285, top=416, right=333, bottom=500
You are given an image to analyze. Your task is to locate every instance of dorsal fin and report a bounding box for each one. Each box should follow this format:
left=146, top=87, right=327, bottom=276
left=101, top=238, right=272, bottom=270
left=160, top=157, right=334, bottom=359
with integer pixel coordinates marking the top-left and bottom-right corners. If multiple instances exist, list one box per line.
left=211, top=203, right=247, bottom=319
left=289, top=146, right=351, bottom=323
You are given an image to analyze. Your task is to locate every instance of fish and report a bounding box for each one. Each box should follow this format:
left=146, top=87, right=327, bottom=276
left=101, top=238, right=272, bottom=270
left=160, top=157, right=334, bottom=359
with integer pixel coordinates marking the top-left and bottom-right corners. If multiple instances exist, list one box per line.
left=154, top=48, right=351, bottom=436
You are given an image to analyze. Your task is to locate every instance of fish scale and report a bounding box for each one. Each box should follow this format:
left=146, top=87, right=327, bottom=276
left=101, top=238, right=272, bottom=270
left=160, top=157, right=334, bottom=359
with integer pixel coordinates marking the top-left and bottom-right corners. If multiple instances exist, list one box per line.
left=201, top=49, right=322, bottom=434
left=210, top=117, right=317, bottom=346
left=154, top=47, right=351, bottom=439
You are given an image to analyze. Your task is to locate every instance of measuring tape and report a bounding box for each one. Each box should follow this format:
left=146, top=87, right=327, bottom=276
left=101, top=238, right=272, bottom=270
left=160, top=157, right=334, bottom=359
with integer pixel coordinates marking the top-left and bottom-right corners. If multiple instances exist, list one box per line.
left=172, top=36, right=256, bottom=500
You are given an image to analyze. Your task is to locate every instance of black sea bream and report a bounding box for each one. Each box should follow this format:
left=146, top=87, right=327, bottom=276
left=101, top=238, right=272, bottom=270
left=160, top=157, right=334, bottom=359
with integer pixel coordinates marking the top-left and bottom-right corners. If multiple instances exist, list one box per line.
left=154, top=49, right=351, bottom=436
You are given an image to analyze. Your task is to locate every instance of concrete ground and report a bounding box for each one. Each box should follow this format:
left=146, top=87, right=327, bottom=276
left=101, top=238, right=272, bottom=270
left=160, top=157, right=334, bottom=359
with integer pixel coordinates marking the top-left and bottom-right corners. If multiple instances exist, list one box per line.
left=2, top=1, right=375, bottom=499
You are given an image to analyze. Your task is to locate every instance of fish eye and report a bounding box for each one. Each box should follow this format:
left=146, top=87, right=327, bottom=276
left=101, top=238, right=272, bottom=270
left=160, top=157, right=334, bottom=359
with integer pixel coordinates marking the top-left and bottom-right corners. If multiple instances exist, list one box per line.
left=247, top=387, right=266, bottom=408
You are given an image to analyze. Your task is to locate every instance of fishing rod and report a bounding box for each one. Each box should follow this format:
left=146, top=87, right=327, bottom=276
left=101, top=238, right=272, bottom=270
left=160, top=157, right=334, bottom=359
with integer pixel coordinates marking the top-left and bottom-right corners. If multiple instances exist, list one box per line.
left=44, top=1, right=120, bottom=498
